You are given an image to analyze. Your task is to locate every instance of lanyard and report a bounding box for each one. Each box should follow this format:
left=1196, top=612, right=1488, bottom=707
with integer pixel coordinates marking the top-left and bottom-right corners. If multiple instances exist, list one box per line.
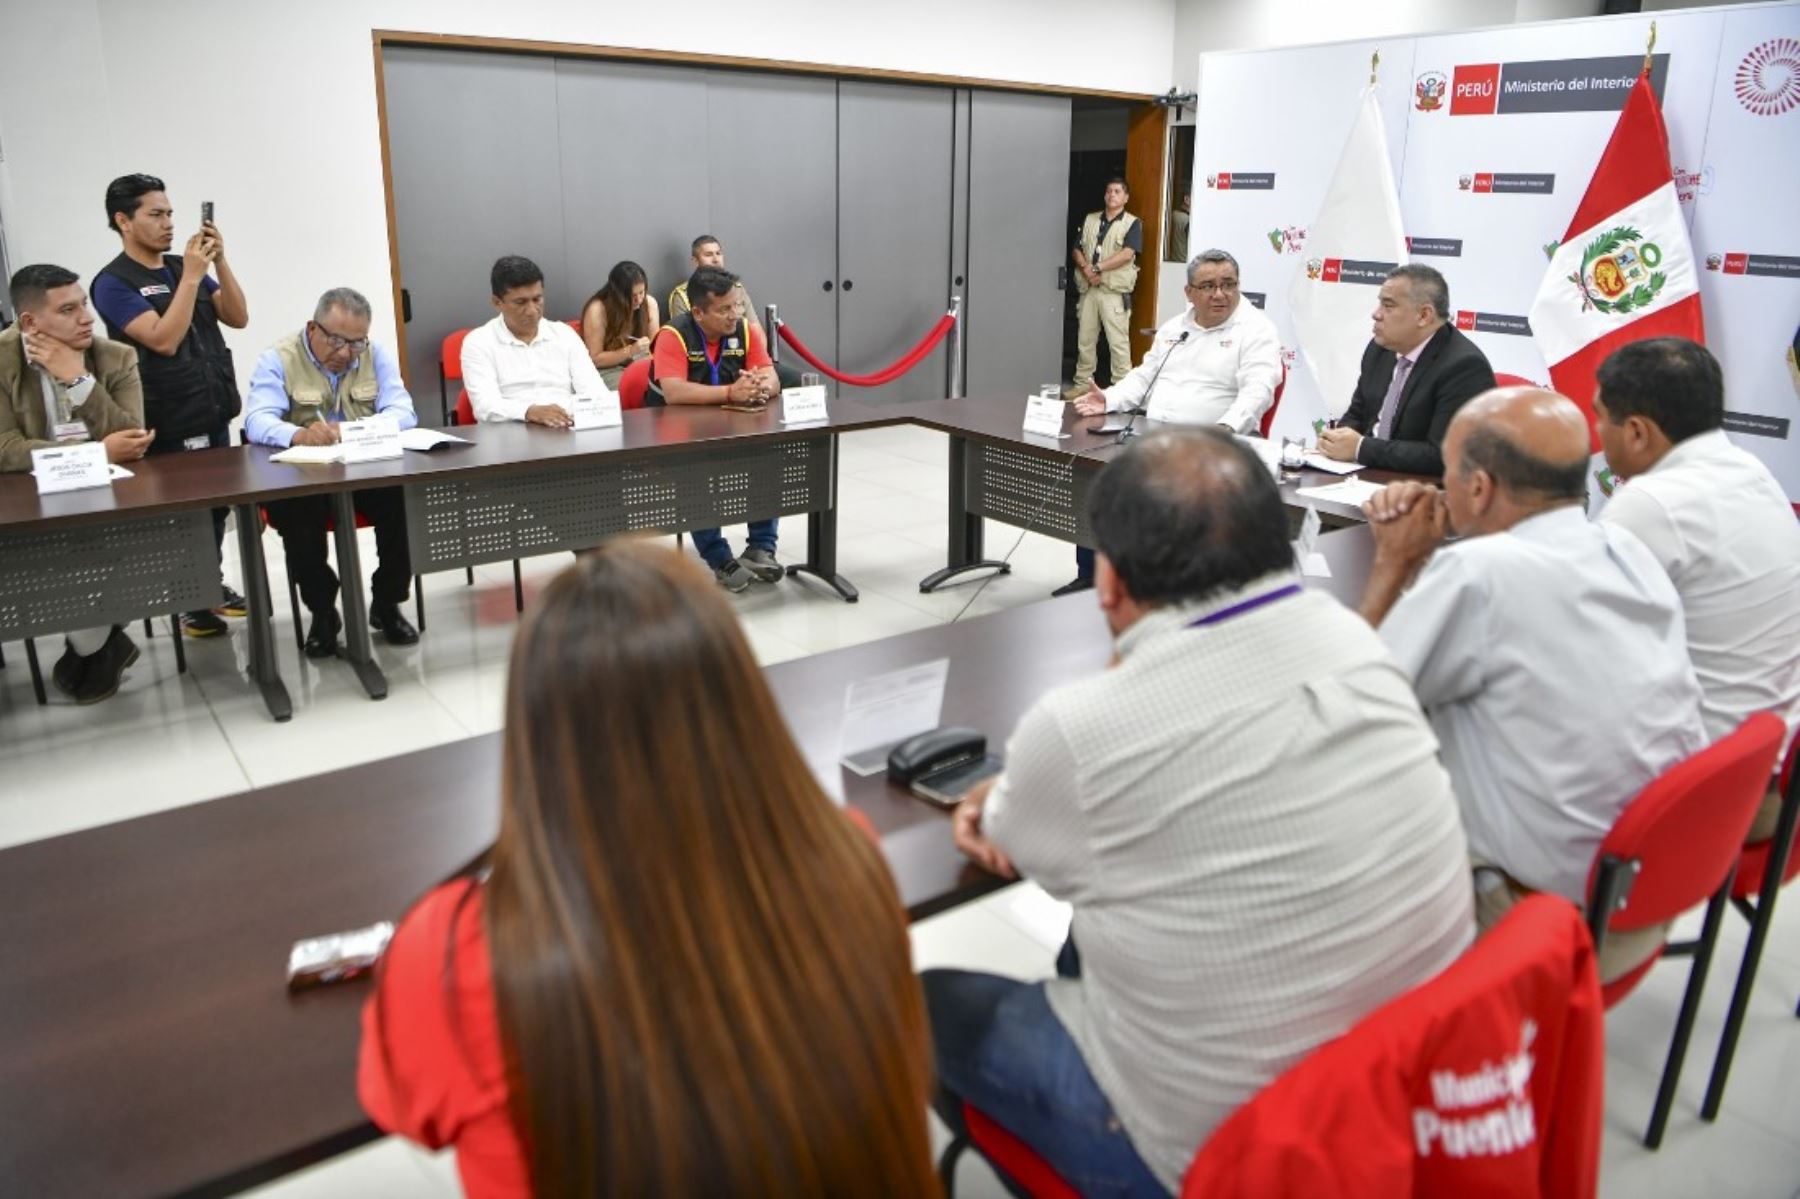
left=699, top=326, right=725, bottom=386
left=1186, top=584, right=1301, bottom=629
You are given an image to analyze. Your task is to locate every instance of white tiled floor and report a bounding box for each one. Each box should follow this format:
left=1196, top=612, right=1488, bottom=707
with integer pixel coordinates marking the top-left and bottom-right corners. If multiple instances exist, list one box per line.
left=3, top=424, right=1795, bottom=1197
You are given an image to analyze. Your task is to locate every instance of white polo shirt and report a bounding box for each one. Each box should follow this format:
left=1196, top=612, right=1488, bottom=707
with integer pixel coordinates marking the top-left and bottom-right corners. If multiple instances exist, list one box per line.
left=1600, top=429, right=1800, bottom=747
left=460, top=314, right=610, bottom=423
left=1103, top=299, right=1282, bottom=433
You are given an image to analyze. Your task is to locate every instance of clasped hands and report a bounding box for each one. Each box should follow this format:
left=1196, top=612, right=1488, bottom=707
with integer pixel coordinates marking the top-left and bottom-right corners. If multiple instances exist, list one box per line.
left=1363, top=479, right=1449, bottom=568
left=950, top=776, right=1017, bottom=880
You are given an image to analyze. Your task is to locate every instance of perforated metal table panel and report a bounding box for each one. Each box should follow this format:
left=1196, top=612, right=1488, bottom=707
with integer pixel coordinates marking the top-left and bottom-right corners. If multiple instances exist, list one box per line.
left=403, top=437, right=835, bottom=571
left=0, top=510, right=217, bottom=639
left=964, top=441, right=1095, bottom=547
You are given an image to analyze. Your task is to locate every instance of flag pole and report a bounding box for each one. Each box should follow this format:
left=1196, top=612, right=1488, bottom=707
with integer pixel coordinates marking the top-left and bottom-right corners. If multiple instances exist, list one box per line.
left=1643, top=20, right=1657, bottom=76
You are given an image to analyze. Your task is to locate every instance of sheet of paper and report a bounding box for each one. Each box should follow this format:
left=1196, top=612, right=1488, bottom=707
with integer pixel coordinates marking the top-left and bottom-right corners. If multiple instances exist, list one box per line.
left=1295, top=477, right=1386, bottom=507
left=398, top=427, right=470, bottom=451
left=780, top=385, right=829, bottom=425
left=1235, top=434, right=1283, bottom=466
left=839, top=657, right=951, bottom=776
left=340, top=418, right=405, bottom=463
left=270, top=444, right=345, bottom=465
left=571, top=392, right=622, bottom=431
left=1022, top=394, right=1069, bottom=439
left=1301, top=454, right=1366, bottom=475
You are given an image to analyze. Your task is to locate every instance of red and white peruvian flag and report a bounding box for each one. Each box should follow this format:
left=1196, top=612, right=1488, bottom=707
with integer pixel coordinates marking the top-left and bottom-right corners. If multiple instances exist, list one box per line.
left=1529, top=72, right=1704, bottom=449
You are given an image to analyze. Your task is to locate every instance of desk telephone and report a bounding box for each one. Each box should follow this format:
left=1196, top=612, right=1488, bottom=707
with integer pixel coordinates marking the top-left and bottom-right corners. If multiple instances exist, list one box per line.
left=887, top=726, right=1005, bottom=809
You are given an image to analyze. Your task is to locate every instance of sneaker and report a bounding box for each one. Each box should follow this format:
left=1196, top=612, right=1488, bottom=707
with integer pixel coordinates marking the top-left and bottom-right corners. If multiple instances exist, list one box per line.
left=182, top=609, right=229, bottom=638
left=1050, top=575, right=1095, bottom=598
left=713, top=560, right=755, bottom=593
left=73, top=628, right=138, bottom=705
left=51, top=642, right=86, bottom=698
left=215, top=585, right=249, bottom=618
left=739, top=546, right=785, bottom=584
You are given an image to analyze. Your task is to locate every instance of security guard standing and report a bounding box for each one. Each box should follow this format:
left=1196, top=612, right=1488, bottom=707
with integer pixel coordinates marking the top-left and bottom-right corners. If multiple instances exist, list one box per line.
left=1066, top=177, right=1141, bottom=397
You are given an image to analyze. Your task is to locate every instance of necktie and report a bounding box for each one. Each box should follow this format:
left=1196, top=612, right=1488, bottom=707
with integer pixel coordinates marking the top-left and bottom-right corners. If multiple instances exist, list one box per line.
left=1373, top=356, right=1413, bottom=439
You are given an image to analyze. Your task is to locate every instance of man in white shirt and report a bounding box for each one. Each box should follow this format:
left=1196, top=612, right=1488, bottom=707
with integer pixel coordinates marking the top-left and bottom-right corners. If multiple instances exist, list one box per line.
left=929, top=429, right=1474, bottom=1195
left=460, top=256, right=611, bottom=426
left=1594, top=338, right=1800, bottom=842
left=1359, top=386, right=1706, bottom=981
left=1056, top=249, right=1281, bottom=596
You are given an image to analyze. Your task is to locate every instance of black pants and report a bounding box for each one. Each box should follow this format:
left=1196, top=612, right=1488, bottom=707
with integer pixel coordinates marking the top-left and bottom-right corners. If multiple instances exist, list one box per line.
left=264, top=486, right=412, bottom=616
left=147, top=423, right=230, bottom=582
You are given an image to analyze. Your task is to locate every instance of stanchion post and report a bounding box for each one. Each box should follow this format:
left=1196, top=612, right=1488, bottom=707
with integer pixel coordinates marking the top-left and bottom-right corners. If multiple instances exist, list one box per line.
left=765, top=303, right=779, bottom=365
left=945, top=294, right=963, bottom=400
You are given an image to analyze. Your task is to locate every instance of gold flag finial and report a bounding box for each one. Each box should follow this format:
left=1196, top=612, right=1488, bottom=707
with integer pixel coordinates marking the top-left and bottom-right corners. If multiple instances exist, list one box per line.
left=1644, top=20, right=1657, bottom=73
left=1370, top=50, right=1380, bottom=86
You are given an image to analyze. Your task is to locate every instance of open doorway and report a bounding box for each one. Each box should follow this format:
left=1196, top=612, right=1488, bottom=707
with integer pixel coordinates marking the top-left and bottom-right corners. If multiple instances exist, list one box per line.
left=1060, top=97, right=1166, bottom=392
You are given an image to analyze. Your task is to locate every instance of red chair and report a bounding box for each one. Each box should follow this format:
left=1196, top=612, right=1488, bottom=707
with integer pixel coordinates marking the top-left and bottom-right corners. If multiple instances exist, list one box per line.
left=1584, top=711, right=1786, bottom=1147
left=437, top=327, right=476, bottom=427
left=940, top=897, right=1604, bottom=1199
left=1257, top=362, right=1287, bottom=439
left=1697, top=729, right=1800, bottom=1120
left=618, top=357, right=652, bottom=411
left=1181, top=896, right=1603, bottom=1199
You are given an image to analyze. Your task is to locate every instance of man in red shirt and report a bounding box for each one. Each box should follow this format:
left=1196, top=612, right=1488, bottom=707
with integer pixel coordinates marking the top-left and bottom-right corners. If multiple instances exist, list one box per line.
left=648, top=267, right=784, bottom=592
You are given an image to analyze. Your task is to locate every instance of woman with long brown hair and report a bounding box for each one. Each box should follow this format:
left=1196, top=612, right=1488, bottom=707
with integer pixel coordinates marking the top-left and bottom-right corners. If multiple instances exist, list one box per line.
left=580, top=260, right=659, bottom=388
left=358, top=540, right=937, bottom=1198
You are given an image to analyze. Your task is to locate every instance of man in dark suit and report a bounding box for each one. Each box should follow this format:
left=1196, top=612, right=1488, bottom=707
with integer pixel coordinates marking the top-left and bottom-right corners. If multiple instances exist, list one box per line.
left=1317, top=264, right=1495, bottom=477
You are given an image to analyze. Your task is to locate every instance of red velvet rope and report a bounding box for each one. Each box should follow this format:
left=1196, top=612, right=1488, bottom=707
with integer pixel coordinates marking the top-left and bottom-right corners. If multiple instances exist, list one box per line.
left=776, top=312, right=956, bottom=388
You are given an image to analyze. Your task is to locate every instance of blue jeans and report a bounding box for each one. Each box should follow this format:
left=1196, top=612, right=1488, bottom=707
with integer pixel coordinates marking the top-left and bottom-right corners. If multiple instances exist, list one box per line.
left=922, top=940, right=1168, bottom=1198
left=691, top=518, right=778, bottom=570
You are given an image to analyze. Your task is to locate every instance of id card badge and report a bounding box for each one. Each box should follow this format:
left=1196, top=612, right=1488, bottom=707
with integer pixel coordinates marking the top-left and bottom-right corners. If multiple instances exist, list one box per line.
left=52, top=421, right=90, bottom=444
left=182, top=433, right=211, bottom=451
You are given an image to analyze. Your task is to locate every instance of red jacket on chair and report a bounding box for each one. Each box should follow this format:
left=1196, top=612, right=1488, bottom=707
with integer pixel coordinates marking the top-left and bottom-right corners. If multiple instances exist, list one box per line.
left=1182, top=895, right=1604, bottom=1199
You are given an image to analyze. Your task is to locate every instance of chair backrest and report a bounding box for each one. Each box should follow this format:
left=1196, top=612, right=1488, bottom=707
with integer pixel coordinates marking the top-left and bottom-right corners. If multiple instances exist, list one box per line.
left=1588, top=712, right=1786, bottom=932
left=618, top=357, right=653, bottom=411
left=440, top=327, right=474, bottom=384
left=1182, top=895, right=1603, bottom=1199
left=454, top=391, right=476, bottom=428
left=1258, top=361, right=1287, bottom=439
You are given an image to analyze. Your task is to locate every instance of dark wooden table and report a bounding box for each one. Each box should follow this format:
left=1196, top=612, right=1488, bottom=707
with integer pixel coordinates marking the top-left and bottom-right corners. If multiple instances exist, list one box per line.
left=888, top=395, right=1413, bottom=591
left=0, top=526, right=1373, bottom=1199
left=0, top=401, right=906, bottom=722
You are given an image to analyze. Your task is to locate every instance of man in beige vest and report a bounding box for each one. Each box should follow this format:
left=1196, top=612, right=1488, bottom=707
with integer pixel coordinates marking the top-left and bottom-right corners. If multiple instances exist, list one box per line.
left=0, top=263, right=154, bottom=703
left=1065, top=177, right=1141, bottom=397
left=244, top=287, right=419, bottom=656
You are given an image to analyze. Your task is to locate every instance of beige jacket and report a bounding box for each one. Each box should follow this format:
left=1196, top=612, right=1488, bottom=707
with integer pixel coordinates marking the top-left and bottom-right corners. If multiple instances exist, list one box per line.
left=0, top=327, right=144, bottom=473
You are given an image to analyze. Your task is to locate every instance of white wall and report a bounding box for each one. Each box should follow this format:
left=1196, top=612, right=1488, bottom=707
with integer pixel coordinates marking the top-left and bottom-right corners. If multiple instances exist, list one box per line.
left=0, top=0, right=1175, bottom=378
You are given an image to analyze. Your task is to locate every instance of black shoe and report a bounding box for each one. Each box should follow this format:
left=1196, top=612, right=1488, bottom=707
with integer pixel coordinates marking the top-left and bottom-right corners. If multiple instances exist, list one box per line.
left=371, top=603, right=419, bottom=647
left=1050, top=576, right=1095, bottom=598
left=182, top=609, right=229, bottom=638
left=215, top=585, right=248, bottom=618
left=73, top=628, right=138, bottom=705
left=304, top=609, right=342, bottom=659
left=51, top=642, right=86, bottom=698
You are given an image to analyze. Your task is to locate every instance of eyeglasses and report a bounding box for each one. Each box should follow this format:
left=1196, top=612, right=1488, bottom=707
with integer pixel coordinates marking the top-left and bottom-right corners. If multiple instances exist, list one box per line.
left=1187, top=279, right=1240, bottom=295
left=312, top=324, right=370, bottom=354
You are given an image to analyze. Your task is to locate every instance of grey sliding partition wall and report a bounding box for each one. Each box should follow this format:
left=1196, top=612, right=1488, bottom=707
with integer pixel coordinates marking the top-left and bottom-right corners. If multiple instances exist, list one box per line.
left=381, top=45, right=1072, bottom=408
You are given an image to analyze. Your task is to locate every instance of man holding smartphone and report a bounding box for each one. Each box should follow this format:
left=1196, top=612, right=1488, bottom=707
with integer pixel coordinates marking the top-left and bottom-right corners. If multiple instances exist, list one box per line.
left=93, top=174, right=250, bottom=638
left=0, top=264, right=154, bottom=702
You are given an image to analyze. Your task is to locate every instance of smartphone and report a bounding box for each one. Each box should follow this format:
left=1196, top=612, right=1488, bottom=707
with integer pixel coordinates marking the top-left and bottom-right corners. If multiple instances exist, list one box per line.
left=201, top=201, right=214, bottom=226
left=286, top=920, right=393, bottom=992
left=910, top=754, right=1005, bottom=809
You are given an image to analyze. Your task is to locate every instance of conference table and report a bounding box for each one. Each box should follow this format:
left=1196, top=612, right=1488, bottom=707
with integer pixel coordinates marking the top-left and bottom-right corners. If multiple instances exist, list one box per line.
left=0, top=400, right=907, bottom=722
left=0, top=524, right=1377, bottom=1199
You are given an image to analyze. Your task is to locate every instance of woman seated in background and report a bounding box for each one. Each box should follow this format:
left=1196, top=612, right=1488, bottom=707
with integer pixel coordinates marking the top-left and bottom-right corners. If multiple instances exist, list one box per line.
left=358, top=540, right=936, bottom=1198
left=580, top=260, right=659, bottom=388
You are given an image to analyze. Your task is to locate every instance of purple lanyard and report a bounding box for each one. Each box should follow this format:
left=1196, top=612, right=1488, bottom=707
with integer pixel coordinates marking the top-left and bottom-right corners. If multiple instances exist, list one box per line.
left=1186, top=583, right=1302, bottom=629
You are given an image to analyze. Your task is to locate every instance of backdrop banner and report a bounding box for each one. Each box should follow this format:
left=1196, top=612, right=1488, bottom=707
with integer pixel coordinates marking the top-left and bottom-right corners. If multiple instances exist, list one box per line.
left=1191, top=3, right=1800, bottom=500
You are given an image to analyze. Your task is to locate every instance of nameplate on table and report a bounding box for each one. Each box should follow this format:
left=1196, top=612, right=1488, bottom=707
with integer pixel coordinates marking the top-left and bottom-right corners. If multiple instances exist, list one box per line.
left=839, top=657, right=951, bottom=777
left=780, top=385, right=829, bottom=425
left=571, top=393, right=622, bottom=431
left=1023, top=394, right=1069, bottom=440
left=339, top=418, right=404, bottom=464
left=30, top=441, right=112, bottom=495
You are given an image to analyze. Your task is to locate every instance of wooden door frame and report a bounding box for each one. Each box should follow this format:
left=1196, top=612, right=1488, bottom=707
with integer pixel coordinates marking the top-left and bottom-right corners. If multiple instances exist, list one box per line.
left=1124, top=102, right=1167, bottom=366
left=369, top=29, right=1155, bottom=387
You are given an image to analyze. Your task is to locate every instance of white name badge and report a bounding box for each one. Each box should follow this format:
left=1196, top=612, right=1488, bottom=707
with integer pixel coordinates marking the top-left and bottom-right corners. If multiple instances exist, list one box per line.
left=570, top=393, right=622, bottom=431
left=1023, top=394, right=1069, bottom=439
left=780, top=385, right=829, bottom=425
left=31, top=441, right=112, bottom=495
left=339, top=418, right=404, bottom=464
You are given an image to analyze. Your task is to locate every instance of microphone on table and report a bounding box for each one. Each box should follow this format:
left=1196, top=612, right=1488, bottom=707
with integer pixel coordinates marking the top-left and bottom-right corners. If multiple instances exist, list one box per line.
left=1117, top=331, right=1190, bottom=445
